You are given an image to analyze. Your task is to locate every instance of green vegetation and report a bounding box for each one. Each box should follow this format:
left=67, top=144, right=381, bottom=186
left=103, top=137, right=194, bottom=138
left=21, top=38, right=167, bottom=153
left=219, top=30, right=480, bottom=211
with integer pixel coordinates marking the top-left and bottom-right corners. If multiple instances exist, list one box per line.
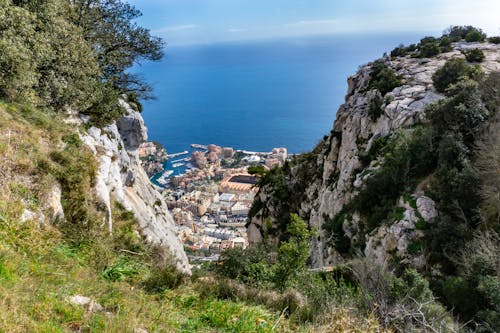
left=463, top=48, right=485, bottom=62
left=339, top=127, right=435, bottom=233
left=0, top=102, right=302, bottom=332
left=219, top=214, right=314, bottom=291
left=0, top=0, right=162, bottom=126
left=247, top=29, right=498, bottom=332
left=368, top=93, right=384, bottom=121
left=368, top=60, right=402, bottom=96
left=431, top=58, right=480, bottom=93
left=358, top=135, right=389, bottom=167
left=488, top=36, right=500, bottom=44
left=418, top=36, right=441, bottom=58
left=250, top=152, right=321, bottom=237
left=390, top=26, right=489, bottom=59
left=322, top=62, right=499, bottom=329
left=248, top=165, right=267, bottom=177
left=445, top=25, right=486, bottom=42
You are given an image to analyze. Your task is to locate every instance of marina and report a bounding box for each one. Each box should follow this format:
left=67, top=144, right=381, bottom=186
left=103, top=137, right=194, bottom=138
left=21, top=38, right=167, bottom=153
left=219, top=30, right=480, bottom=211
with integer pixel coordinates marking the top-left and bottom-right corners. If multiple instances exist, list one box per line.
left=157, top=170, right=174, bottom=185
left=167, top=150, right=189, bottom=158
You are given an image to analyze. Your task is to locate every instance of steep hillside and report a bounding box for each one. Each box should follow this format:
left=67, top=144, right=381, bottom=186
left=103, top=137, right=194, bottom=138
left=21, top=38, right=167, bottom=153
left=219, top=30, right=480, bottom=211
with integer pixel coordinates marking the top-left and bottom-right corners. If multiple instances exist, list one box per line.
left=249, top=40, right=499, bottom=266
left=248, top=34, right=500, bottom=330
left=0, top=102, right=301, bottom=332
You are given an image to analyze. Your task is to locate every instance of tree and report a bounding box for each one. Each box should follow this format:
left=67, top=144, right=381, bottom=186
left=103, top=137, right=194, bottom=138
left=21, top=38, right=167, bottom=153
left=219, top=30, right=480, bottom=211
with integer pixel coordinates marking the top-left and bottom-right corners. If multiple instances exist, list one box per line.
left=444, top=25, right=486, bottom=42
left=274, top=214, right=314, bottom=290
left=247, top=165, right=267, bottom=177
left=70, top=0, right=164, bottom=98
left=0, top=0, right=100, bottom=110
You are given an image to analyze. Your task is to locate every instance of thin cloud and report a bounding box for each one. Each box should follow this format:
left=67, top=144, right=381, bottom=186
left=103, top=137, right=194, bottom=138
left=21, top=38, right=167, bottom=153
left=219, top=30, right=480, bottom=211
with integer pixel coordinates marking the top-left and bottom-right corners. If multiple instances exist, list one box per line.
left=153, top=24, right=198, bottom=34
left=285, top=19, right=338, bottom=27
left=228, top=28, right=247, bottom=33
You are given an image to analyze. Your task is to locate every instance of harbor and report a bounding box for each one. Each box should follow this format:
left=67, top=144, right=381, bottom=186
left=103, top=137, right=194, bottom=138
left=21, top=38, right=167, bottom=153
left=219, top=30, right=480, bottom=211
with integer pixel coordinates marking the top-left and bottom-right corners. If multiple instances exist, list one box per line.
left=167, top=150, right=189, bottom=158
left=150, top=143, right=288, bottom=259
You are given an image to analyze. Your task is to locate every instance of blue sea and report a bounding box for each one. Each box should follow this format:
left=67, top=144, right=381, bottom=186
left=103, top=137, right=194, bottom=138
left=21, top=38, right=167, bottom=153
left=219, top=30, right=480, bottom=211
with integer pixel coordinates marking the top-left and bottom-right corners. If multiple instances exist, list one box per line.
left=138, top=33, right=424, bottom=156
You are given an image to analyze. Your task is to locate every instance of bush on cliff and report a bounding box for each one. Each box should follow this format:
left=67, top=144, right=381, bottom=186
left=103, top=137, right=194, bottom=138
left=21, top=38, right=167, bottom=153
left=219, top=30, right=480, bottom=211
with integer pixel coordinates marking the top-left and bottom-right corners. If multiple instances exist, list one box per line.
left=463, top=48, right=485, bottom=62
left=418, top=36, right=441, bottom=58
left=444, top=25, right=486, bottom=42
left=432, top=58, right=479, bottom=93
left=368, top=60, right=402, bottom=95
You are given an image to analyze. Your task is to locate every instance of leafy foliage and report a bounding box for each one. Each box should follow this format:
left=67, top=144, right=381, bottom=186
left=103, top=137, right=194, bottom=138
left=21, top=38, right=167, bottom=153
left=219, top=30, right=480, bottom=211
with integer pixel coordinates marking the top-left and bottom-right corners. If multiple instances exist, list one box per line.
left=368, top=93, right=383, bottom=121
left=247, top=165, right=267, bottom=177
left=463, top=48, right=485, bottom=62
left=368, top=60, right=402, bottom=95
left=0, top=0, right=162, bottom=125
left=347, top=128, right=435, bottom=233
left=488, top=36, right=500, bottom=44
left=418, top=36, right=441, bottom=58
left=432, top=58, right=479, bottom=93
left=274, top=214, right=315, bottom=290
left=389, top=26, right=488, bottom=60
left=444, top=25, right=486, bottom=42
left=70, top=0, right=164, bottom=98
left=250, top=152, right=320, bottom=237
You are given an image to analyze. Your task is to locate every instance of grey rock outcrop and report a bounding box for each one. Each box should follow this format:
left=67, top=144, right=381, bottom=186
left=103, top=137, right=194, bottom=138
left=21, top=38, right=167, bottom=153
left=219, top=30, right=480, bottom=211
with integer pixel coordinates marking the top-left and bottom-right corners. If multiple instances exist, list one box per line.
left=80, top=101, right=190, bottom=274
left=248, top=42, right=500, bottom=269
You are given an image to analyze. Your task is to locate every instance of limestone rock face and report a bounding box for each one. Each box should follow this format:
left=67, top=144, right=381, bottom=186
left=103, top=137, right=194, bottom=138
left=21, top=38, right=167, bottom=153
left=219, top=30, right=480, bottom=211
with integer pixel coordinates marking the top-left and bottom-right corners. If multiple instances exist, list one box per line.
left=248, top=42, right=500, bottom=269
left=48, top=184, right=64, bottom=222
left=115, top=101, right=148, bottom=150
left=80, top=101, right=190, bottom=274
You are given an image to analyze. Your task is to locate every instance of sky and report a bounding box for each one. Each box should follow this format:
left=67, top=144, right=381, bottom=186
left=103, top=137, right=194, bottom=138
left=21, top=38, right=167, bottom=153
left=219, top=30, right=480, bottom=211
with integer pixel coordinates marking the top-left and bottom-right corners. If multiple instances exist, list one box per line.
left=128, top=0, right=500, bottom=46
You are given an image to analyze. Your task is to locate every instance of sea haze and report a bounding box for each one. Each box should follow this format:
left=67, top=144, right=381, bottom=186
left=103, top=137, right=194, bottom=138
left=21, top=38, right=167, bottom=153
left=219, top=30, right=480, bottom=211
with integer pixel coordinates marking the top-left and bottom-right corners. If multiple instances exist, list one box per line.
left=137, top=33, right=423, bottom=154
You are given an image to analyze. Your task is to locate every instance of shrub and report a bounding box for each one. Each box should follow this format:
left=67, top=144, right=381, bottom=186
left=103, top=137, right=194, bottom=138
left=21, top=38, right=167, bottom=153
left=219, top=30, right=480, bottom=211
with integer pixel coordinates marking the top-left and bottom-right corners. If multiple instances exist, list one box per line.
left=358, top=135, right=389, bottom=167
left=323, top=212, right=351, bottom=253
left=419, top=37, right=440, bottom=58
left=100, top=256, right=143, bottom=282
left=351, top=260, right=457, bottom=332
left=368, top=60, right=402, bottom=95
left=247, top=165, right=267, bottom=177
left=475, top=120, right=500, bottom=227
left=274, top=214, right=315, bottom=290
left=217, top=245, right=273, bottom=285
left=368, top=93, right=383, bottom=121
left=463, top=48, right=485, bottom=62
left=142, top=265, right=185, bottom=292
left=390, top=44, right=408, bottom=58
left=439, top=36, right=452, bottom=52
left=445, top=25, right=485, bottom=42
left=488, top=36, right=500, bottom=44
left=432, top=58, right=477, bottom=93
left=465, top=29, right=486, bottom=42
left=349, top=128, right=435, bottom=232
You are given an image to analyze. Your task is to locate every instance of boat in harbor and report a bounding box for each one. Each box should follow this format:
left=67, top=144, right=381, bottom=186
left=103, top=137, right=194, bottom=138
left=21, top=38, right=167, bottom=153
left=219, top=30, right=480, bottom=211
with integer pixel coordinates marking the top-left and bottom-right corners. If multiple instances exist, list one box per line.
left=172, top=162, right=185, bottom=168
left=167, top=150, right=189, bottom=158
left=157, top=170, right=174, bottom=185
left=191, top=144, right=207, bottom=149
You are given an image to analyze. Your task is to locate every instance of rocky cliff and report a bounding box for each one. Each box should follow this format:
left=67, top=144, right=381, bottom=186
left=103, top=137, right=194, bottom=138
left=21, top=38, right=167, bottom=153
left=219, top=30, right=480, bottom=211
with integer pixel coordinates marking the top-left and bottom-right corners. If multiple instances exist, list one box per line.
left=79, top=101, right=190, bottom=274
left=248, top=41, right=500, bottom=269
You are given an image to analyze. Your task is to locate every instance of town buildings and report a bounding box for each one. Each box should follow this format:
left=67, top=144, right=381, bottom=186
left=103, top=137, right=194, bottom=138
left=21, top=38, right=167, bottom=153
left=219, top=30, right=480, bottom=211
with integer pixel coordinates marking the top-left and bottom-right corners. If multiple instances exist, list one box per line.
left=157, top=144, right=288, bottom=261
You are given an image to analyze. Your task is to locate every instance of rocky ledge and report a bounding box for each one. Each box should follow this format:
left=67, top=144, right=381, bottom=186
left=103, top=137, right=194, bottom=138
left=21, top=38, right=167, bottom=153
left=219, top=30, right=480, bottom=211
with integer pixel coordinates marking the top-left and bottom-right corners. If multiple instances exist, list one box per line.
left=80, top=101, right=190, bottom=274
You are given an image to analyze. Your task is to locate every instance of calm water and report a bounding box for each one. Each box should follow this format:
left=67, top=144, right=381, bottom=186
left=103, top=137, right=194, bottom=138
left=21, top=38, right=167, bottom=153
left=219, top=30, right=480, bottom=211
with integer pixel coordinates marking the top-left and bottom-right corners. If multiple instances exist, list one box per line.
left=138, top=33, right=422, bottom=154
